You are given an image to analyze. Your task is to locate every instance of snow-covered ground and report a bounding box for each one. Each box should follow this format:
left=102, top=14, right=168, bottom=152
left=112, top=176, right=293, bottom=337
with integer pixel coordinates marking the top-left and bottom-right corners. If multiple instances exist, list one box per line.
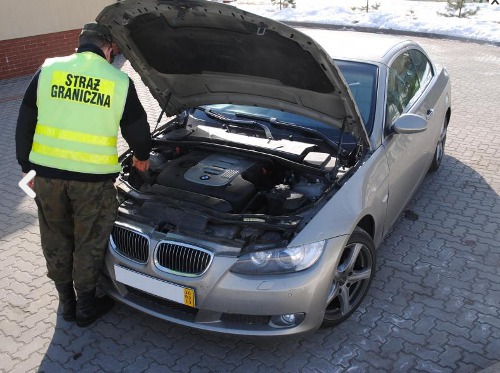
left=233, top=0, right=500, bottom=44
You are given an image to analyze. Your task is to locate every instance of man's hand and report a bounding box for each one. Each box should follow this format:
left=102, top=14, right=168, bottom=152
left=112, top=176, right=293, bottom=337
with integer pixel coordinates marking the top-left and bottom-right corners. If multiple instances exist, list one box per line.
left=132, top=156, right=150, bottom=172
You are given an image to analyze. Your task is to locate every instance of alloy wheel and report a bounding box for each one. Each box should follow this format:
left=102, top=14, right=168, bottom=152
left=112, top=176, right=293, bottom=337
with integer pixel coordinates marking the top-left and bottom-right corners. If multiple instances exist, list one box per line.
left=429, top=116, right=449, bottom=172
left=323, top=228, right=375, bottom=326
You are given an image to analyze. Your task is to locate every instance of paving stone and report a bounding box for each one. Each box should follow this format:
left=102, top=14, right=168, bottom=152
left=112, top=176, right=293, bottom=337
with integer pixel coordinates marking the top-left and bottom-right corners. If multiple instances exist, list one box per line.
left=280, top=352, right=310, bottom=373
left=415, top=359, right=449, bottom=373
left=438, top=346, right=463, bottom=370
left=11, top=335, right=50, bottom=361
left=257, top=365, right=284, bottom=373
left=302, top=356, right=341, bottom=373
left=62, top=344, right=100, bottom=371
left=144, top=363, right=172, bottom=373
left=358, top=350, right=394, bottom=370
left=485, top=337, right=500, bottom=360
left=459, top=351, right=498, bottom=371
left=37, top=359, right=70, bottom=373
left=344, top=362, right=371, bottom=373
left=94, top=355, right=126, bottom=372
left=0, top=333, right=24, bottom=355
left=194, top=354, right=238, bottom=372
left=454, top=361, right=483, bottom=373
left=142, top=346, right=178, bottom=367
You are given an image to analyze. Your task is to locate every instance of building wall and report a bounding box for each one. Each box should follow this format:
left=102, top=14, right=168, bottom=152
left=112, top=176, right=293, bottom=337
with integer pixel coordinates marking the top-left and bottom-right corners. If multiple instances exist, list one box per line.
left=0, top=0, right=115, bottom=80
left=0, top=30, right=82, bottom=80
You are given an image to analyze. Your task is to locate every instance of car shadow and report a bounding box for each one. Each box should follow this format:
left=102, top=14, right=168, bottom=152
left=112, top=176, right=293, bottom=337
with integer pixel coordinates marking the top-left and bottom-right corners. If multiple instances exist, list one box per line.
left=35, top=154, right=500, bottom=371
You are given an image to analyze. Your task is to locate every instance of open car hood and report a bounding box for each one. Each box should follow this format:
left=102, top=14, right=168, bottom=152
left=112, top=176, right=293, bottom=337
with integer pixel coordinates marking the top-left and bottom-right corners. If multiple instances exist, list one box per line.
left=96, top=0, right=369, bottom=146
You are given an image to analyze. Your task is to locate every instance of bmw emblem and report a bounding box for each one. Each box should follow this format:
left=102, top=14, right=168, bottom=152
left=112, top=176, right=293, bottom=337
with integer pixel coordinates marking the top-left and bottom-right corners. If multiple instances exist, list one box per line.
left=200, top=175, right=210, bottom=180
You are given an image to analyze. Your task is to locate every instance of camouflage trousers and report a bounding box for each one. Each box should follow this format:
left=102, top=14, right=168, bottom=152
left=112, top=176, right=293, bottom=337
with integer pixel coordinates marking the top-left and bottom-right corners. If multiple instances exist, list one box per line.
left=34, top=177, right=118, bottom=292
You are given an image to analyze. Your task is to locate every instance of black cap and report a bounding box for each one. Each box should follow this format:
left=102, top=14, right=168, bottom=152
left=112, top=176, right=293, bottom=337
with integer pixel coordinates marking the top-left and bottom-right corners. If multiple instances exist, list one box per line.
left=80, top=23, right=113, bottom=43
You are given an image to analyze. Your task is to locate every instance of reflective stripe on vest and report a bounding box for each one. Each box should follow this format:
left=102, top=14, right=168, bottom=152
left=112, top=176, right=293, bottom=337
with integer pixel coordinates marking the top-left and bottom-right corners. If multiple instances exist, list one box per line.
left=35, top=124, right=118, bottom=147
left=29, top=52, right=128, bottom=174
left=32, top=142, right=118, bottom=166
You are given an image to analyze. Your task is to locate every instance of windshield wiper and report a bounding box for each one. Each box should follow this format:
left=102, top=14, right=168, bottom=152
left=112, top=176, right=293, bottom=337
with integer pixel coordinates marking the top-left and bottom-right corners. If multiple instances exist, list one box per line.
left=234, top=112, right=343, bottom=153
left=203, top=108, right=274, bottom=140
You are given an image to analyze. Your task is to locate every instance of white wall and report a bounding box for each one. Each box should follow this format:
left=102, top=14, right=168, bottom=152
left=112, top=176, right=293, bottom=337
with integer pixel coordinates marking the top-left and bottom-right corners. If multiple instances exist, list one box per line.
left=0, top=0, right=116, bottom=40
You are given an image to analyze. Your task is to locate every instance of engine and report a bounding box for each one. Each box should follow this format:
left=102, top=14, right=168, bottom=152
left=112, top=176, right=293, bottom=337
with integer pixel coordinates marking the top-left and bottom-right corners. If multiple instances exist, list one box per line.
left=125, top=149, right=328, bottom=216
left=155, top=151, right=265, bottom=212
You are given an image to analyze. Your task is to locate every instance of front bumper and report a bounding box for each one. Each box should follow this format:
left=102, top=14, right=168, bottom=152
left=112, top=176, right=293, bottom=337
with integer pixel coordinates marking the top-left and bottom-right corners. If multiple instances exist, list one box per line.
left=100, top=227, right=348, bottom=336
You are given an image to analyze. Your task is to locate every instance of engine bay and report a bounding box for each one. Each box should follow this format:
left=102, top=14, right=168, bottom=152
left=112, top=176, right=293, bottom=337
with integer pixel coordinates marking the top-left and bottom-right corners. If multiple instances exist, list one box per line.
left=122, top=144, right=343, bottom=217
left=115, top=108, right=362, bottom=247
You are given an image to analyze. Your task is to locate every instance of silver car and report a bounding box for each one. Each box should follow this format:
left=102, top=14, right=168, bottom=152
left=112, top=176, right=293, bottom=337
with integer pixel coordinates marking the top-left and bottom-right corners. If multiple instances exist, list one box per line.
left=97, top=0, right=451, bottom=336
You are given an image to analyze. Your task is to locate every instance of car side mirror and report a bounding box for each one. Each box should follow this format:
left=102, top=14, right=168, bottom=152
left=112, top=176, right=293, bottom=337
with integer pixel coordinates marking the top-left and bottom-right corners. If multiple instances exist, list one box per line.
left=391, top=113, right=427, bottom=134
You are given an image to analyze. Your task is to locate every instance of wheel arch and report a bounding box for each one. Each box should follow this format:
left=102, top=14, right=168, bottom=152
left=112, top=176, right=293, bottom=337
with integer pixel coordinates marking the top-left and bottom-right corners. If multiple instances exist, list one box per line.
left=445, top=107, right=451, bottom=125
left=356, top=215, right=375, bottom=240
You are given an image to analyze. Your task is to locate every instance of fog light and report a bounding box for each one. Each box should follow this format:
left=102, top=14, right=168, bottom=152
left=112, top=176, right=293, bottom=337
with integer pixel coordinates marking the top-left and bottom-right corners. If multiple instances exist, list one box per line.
left=282, top=314, right=296, bottom=324
left=270, top=313, right=305, bottom=328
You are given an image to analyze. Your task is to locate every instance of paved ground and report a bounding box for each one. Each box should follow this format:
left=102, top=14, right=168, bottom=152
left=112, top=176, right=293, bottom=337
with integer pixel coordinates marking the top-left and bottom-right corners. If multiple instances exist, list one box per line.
left=0, top=34, right=499, bottom=373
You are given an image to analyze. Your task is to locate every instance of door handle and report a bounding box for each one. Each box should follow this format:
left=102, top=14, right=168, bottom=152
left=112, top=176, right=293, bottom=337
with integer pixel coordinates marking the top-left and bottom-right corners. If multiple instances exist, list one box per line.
left=426, top=109, right=434, bottom=119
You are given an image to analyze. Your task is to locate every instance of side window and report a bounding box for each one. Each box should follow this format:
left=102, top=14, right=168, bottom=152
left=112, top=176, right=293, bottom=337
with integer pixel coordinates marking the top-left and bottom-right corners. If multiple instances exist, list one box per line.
left=408, top=49, right=434, bottom=94
left=386, top=52, right=420, bottom=123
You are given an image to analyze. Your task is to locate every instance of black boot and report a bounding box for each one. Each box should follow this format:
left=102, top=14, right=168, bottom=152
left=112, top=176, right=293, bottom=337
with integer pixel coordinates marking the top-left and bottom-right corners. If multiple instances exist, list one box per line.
left=76, top=288, right=115, bottom=328
left=55, top=282, right=76, bottom=321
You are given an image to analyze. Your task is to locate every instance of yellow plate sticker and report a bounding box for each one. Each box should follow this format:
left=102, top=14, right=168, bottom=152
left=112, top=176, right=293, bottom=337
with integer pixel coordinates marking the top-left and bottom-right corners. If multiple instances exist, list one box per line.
left=184, top=288, right=195, bottom=307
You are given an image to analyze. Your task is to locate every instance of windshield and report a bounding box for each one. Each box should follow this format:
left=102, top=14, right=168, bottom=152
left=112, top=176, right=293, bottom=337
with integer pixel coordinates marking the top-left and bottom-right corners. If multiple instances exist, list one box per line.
left=335, top=60, right=378, bottom=134
left=189, top=61, right=377, bottom=146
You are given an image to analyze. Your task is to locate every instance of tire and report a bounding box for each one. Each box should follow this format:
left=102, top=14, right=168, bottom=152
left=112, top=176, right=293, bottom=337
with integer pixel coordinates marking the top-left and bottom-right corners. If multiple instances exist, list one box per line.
left=321, top=227, right=376, bottom=327
left=428, top=115, right=449, bottom=173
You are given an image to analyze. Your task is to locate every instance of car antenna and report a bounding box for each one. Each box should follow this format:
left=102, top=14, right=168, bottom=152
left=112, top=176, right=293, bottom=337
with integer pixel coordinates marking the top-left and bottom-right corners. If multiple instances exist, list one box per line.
left=152, top=90, right=172, bottom=134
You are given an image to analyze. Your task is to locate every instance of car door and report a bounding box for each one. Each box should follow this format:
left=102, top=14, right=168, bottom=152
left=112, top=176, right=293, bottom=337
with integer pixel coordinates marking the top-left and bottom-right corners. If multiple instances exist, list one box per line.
left=383, top=48, right=438, bottom=230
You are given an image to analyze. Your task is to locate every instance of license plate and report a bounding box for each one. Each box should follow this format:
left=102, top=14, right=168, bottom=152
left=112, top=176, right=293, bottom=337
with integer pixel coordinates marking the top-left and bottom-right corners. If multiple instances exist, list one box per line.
left=114, top=265, right=195, bottom=307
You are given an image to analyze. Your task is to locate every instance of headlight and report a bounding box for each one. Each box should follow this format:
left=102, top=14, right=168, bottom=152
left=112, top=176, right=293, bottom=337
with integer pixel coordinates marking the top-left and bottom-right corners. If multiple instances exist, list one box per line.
left=230, top=240, right=325, bottom=274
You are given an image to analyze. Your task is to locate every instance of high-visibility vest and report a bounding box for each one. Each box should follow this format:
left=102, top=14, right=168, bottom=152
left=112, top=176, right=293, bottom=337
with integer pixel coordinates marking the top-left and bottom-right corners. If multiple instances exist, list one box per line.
left=29, top=52, right=129, bottom=174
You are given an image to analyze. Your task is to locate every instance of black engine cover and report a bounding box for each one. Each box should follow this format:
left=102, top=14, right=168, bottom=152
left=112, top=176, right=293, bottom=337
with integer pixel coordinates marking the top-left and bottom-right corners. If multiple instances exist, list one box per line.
left=155, top=151, right=262, bottom=213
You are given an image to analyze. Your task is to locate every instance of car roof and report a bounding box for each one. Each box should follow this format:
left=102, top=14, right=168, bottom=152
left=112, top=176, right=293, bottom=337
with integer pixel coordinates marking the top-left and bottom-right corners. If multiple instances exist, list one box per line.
left=297, top=28, right=413, bottom=65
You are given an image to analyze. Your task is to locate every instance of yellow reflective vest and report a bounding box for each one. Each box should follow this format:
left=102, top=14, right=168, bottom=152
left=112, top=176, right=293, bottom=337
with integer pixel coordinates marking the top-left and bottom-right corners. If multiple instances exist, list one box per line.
left=29, top=52, right=129, bottom=174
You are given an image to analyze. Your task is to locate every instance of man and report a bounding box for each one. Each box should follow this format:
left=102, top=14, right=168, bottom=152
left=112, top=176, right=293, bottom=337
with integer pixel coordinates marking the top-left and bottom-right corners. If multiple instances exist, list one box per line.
left=15, top=23, right=152, bottom=327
